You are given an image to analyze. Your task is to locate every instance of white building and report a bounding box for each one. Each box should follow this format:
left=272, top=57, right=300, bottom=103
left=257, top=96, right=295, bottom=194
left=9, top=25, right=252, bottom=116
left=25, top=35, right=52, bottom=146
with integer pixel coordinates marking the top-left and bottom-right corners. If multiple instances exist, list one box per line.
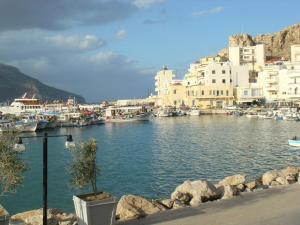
left=184, top=59, right=249, bottom=87
left=257, top=46, right=300, bottom=103
left=229, top=44, right=265, bottom=72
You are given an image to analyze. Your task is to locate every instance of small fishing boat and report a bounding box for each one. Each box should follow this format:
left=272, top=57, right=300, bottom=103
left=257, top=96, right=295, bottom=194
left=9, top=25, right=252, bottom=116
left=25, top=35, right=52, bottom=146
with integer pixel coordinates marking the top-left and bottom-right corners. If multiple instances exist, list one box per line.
left=288, top=137, right=300, bottom=147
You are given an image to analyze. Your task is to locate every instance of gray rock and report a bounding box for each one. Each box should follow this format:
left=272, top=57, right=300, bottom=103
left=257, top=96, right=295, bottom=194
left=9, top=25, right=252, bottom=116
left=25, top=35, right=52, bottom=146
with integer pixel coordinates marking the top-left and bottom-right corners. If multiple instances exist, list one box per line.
left=116, top=195, right=162, bottom=221
left=172, top=200, right=186, bottom=209
left=217, top=185, right=239, bottom=199
left=159, top=199, right=174, bottom=209
left=262, top=170, right=279, bottom=185
left=218, top=174, right=246, bottom=186
left=171, top=180, right=219, bottom=207
left=275, top=177, right=289, bottom=186
left=245, top=181, right=257, bottom=191
left=270, top=181, right=281, bottom=187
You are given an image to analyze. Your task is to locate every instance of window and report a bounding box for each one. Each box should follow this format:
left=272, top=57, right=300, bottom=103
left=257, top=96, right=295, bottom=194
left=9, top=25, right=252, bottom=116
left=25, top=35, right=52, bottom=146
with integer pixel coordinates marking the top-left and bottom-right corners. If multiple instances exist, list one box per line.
left=221, top=90, right=224, bottom=95
left=294, top=78, right=296, bottom=84
left=229, top=70, right=232, bottom=75
left=213, top=90, right=215, bottom=95
left=174, top=100, right=177, bottom=105
left=222, top=70, right=226, bottom=74
left=187, top=91, right=190, bottom=96
left=217, top=90, right=219, bottom=96
left=201, top=72, right=205, bottom=76
left=192, top=100, right=195, bottom=106
left=192, top=91, right=194, bottom=96
left=222, top=79, right=226, bottom=84
left=173, top=89, right=177, bottom=94
left=230, top=79, right=232, bottom=83
left=202, top=90, right=204, bottom=95
left=188, top=82, right=190, bottom=85
left=212, top=79, right=216, bottom=83
left=244, top=90, right=248, bottom=96
left=226, top=90, right=229, bottom=96
left=212, top=70, right=216, bottom=74
left=209, top=90, right=212, bottom=95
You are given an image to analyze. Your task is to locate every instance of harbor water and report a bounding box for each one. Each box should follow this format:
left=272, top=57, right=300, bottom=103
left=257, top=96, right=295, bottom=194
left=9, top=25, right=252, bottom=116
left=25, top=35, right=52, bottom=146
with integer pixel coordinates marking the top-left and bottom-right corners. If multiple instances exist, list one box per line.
left=2, top=115, right=300, bottom=214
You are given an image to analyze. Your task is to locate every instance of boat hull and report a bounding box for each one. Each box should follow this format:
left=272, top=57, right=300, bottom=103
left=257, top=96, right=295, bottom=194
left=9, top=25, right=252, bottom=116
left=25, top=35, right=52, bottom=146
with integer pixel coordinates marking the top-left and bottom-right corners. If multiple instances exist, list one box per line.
left=288, top=140, right=300, bottom=147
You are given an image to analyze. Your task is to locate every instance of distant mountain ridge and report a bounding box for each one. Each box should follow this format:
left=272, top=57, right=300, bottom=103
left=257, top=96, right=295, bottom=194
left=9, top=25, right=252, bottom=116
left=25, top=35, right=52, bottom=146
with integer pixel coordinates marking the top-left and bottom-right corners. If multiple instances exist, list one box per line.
left=0, top=63, right=85, bottom=103
left=218, top=23, right=300, bottom=60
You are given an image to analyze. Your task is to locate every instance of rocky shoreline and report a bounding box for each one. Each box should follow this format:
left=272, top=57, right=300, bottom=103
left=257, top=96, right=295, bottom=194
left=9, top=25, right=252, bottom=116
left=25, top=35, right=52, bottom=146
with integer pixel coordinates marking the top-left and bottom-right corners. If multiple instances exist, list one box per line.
left=6, top=166, right=300, bottom=225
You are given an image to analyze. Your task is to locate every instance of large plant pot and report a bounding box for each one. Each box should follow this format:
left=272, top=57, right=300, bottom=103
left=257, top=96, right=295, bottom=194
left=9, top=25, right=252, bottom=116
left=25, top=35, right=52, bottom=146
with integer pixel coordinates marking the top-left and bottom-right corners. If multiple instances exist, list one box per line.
left=0, top=204, right=9, bottom=225
left=73, top=192, right=117, bottom=225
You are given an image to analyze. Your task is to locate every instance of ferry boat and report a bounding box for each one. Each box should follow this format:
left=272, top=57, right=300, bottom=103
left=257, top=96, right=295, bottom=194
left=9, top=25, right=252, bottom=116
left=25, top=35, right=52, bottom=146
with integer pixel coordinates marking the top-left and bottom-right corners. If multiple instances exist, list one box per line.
left=105, top=106, right=150, bottom=123
left=0, top=93, right=44, bottom=116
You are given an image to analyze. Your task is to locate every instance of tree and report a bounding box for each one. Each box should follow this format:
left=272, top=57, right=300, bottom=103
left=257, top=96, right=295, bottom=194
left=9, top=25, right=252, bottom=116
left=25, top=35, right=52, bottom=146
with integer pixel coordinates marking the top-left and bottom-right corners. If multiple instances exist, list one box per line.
left=68, top=139, right=100, bottom=193
left=0, top=133, right=27, bottom=196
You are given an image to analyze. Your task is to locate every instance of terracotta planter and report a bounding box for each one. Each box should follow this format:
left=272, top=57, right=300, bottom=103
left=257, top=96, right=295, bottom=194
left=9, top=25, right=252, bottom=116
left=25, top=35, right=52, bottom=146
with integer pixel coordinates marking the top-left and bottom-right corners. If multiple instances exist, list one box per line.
left=0, top=205, right=9, bottom=225
left=73, top=193, right=117, bottom=225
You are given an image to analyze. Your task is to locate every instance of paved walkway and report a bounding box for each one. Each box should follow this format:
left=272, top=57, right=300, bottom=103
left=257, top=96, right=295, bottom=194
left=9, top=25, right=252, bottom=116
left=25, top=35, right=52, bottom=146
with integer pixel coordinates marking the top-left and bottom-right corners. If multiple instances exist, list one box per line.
left=118, top=183, right=300, bottom=225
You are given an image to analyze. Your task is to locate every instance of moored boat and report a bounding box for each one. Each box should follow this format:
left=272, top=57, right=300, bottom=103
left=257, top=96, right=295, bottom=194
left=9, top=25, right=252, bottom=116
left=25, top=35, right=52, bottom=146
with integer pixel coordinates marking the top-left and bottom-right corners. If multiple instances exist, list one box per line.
left=288, top=137, right=300, bottom=147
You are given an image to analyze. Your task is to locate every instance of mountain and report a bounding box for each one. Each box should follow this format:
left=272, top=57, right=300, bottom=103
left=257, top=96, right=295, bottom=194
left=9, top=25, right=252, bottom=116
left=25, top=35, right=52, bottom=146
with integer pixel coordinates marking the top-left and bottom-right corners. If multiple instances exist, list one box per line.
left=218, top=23, right=300, bottom=60
left=0, top=63, right=85, bottom=103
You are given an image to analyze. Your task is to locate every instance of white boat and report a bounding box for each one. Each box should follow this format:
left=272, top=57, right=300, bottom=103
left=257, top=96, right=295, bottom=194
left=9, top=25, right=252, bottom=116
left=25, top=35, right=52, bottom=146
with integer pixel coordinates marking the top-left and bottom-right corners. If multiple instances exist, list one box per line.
left=288, top=138, right=300, bottom=147
left=246, top=114, right=259, bottom=118
left=15, top=118, right=38, bottom=132
left=189, top=108, right=201, bottom=116
left=157, top=109, right=172, bottom=117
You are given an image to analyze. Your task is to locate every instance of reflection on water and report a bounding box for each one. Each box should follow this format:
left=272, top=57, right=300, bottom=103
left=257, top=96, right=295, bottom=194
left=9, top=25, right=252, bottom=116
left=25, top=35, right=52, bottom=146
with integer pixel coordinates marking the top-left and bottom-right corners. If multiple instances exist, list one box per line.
left=2, top=115, right=300, bottom=213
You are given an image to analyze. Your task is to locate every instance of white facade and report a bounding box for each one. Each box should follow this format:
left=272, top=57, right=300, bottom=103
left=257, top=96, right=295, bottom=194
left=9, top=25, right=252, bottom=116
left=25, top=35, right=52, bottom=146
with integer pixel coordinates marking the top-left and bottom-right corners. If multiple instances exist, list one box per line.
left=234, top=84, right=264, bottom=103
left=257, top=60, right=300, bottom=103
left=229, top=44, right=265, bottom=71
left=155, top=66, right=175, bottom=95
left=184, top=60, right=249, bottom=87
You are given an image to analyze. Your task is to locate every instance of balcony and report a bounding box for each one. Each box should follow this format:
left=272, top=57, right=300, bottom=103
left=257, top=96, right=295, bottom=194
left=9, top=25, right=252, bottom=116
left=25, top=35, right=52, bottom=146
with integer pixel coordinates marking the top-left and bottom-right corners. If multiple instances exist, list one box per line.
left=265, top=86, right=278, bottom=92
left=265, top=78, right=278, bottom=84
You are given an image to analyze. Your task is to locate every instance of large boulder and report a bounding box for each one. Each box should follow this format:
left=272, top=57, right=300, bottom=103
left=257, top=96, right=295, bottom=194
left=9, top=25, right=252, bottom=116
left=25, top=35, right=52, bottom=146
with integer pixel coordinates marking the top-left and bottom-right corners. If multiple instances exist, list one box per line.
left=218, top=174, right=246, bottom=186
left=158, top=199, right=174, bottom=209
left=245, top=181, right=257, bottom=191
left=171, top=180, right=219, bottom=207
left=116, top=195, right=161, bottom=221
left=219, top=185, right=239, bottom=199
left=262, top=170, right=279, bottom=185
left=275, top=177, right=289, bottom=186
left=10, top=209, right=76, bottom=225
left=280, top=166, right=300, bottom=177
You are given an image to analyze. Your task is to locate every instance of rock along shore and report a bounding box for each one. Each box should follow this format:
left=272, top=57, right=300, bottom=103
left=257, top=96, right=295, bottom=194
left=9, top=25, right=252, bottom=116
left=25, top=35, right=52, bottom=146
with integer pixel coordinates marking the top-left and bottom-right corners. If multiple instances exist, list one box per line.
left=5, top=165, right=300, bottom=225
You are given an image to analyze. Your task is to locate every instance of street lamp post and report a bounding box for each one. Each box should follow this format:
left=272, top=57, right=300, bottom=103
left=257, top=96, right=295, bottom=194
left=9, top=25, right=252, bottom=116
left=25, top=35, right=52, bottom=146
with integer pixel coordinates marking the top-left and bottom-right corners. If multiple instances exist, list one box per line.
left=15, top=132, right=75, bottom=225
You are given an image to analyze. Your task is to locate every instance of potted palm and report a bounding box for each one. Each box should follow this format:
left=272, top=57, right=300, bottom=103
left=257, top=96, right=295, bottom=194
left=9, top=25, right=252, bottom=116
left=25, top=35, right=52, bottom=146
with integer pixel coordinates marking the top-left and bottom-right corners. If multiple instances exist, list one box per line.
left=0, top=134, right=27, bottom=225
left=69, top=139, right=116, bottom=225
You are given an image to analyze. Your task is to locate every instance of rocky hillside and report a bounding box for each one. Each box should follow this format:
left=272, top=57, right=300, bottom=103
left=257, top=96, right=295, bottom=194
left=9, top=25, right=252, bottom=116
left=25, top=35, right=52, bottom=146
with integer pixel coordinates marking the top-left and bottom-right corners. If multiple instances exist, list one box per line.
left=0, top=63, right=85, bottom=103
left=219, top=23, right=300, bottom=60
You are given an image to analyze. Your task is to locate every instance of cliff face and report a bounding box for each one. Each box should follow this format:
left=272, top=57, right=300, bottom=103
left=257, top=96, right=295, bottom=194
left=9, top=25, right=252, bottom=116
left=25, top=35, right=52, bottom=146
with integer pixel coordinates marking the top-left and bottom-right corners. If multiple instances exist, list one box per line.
left=219, top=23, right=300, bottom=60
left=0, top=63, right=85, bottom=103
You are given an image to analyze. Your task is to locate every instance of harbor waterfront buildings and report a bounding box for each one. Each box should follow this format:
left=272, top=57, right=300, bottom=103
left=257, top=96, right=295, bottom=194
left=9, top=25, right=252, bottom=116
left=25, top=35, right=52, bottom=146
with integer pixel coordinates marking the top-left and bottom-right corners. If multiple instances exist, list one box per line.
left=153, top=45, right=300, bottom=108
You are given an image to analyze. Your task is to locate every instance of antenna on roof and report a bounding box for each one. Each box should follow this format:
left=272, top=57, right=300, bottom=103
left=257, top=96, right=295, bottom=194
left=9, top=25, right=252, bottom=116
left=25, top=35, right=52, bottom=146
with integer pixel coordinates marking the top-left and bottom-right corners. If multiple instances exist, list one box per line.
left=22, top=93, right=27, bottom=98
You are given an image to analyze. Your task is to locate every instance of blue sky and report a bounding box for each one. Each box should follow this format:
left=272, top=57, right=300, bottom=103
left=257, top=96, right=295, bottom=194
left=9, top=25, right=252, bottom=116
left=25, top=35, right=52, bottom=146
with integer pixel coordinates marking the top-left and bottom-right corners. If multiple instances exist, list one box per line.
left=0, top=0, right=299, bottom=101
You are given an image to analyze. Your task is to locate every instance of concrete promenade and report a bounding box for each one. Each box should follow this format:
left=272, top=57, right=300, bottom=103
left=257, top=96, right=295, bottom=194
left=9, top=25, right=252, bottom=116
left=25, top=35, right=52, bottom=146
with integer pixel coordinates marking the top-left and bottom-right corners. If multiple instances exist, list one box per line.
left=118, top=183, right=300, bottom=225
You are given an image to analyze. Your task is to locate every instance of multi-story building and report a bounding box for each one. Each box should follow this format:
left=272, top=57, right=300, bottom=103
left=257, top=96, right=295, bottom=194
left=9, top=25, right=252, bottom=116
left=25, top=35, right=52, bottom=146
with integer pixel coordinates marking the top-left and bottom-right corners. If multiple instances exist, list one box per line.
left=229, top=44, right=265, bottom=71
left=154, top=57, right=252, bottom=109
left=257, top=45, right=300, bottom=103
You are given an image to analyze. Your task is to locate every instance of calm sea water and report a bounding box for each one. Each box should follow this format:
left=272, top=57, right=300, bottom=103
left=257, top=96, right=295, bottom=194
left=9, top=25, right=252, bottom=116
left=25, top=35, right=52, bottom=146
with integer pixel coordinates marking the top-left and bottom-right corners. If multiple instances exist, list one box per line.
left=2, top=115, right=300, bottom=214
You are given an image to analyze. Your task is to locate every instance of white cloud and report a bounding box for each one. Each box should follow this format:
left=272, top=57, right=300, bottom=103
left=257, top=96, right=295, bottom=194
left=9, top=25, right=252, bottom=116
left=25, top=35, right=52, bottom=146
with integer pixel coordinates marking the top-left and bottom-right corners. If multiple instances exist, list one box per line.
left=133, top=0, right=167, bottom=8
left=116, top=29, right=127, bottom=40
left=192, top=6, right=224, bottom=17
left=86, top=51, right=119, bottom=64
left=46, top=35, right=105, bottom=51
left=7, top=57, right=49, bottom=74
